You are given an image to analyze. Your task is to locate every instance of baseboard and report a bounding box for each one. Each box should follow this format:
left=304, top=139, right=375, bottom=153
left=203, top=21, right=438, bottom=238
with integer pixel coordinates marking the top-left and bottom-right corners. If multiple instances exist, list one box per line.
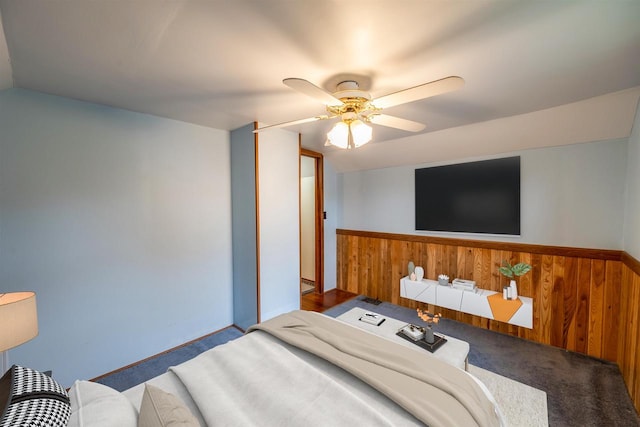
left=89, top=324, right=242, bottom=383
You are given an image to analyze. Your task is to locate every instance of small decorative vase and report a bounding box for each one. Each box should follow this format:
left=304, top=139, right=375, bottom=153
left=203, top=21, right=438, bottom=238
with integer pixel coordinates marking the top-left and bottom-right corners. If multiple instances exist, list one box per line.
left=410, top=272, right=416, bottom=281
left=414, top=266, right=424, bottom=282
left=408, top=261, right=415, bottom=276
left=510, top=279, right=518, bottom=299
left=424, top=325, right=435, bottom=344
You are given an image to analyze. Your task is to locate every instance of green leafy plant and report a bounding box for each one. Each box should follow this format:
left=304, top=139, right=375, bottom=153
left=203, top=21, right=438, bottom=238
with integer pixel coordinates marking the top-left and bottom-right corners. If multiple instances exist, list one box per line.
left=498, top=260, right=532, bottom=278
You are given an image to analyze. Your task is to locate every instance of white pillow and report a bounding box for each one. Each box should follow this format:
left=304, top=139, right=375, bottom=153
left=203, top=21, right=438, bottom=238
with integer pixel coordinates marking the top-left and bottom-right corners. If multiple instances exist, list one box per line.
left=68, top=380, right=138, bottom=427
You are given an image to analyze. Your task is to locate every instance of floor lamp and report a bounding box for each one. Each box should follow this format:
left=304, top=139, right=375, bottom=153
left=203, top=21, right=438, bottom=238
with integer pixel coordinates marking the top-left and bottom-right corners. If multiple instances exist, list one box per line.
left=0, top=292, right=38, bottom=375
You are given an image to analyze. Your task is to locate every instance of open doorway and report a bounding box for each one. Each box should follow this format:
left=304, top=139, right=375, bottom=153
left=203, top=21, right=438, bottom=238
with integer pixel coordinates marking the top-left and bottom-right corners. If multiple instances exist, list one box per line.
left=300, top=149, right=324, bottom=295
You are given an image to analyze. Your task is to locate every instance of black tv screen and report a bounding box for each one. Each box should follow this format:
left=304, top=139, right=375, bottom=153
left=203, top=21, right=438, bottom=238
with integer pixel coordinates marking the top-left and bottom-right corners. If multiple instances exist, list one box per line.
left=415, top=157, right=521, bottom=235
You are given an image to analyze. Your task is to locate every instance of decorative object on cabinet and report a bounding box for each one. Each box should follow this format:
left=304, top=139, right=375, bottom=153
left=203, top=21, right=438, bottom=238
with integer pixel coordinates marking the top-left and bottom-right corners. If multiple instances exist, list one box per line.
left=438, top=274, right=449, bottom=286
left=498, top=260, right=532, bottom=299
left=414, top=266, right=424, bottom=282
left=487, top=293, right=523, bottom=323
left=408, top=261, right=415, bottom=276
left=509, top=280, right=518, bottom=299
left=452, top=278, right=477, bottom=292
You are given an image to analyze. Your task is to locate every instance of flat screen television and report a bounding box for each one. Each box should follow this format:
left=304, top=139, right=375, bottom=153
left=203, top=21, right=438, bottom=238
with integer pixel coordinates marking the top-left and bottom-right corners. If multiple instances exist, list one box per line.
left=415, top=156, right=520, bottom=235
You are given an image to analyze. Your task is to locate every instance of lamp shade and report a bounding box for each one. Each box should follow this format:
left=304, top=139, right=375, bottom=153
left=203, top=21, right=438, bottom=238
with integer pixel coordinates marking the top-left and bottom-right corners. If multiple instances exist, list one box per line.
left=0, top=292, right=38, bottom=352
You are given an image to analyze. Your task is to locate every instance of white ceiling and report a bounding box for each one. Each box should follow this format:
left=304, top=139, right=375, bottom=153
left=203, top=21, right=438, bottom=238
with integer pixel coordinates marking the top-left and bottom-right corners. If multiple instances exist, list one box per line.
left=1, top=0, right=639, bottom=172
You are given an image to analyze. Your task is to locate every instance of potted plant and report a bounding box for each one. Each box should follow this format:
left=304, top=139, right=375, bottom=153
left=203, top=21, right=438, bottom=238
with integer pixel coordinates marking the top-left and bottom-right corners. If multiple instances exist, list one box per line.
left=498, top=260, right=532, bottom=299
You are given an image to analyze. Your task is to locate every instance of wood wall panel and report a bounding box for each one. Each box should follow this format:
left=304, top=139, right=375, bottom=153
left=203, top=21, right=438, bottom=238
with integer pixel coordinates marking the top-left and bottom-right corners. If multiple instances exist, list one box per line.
left=618, top=262, right=640, bottom=411
left=337, top=229, right=640, bottom=413
left=575, top=258, right=591, bottom=354
left=539, top=254, right=553, bottom=345
left=604, top=262, right=622, bottom=362
left=588, top=259, right=605, bottom=358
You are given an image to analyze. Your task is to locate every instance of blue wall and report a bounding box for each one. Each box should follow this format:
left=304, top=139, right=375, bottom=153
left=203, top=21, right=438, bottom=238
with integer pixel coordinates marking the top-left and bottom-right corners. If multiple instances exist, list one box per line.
left=624, top=99, right=640, bottom=259
left=339, top=139, right=628, bottom=249
left=230, top=124, right=258, bottom=330
left=0, top=89, right=233, bottom=386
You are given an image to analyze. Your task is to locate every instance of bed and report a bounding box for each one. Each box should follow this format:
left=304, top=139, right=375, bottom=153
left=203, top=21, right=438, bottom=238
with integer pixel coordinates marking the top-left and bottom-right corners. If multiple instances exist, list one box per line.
left=1, top=310, right=505, bottom=427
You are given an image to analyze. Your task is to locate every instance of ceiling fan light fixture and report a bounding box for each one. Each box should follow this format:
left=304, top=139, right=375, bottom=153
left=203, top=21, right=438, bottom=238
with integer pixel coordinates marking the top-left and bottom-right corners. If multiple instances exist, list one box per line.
left=326, top=119, right=373, bottom=149
left=326, top=121, right=350, bottom=149
left=350, top=120, right=372, bottom=148
left=257, top=75, right=463, bottom=138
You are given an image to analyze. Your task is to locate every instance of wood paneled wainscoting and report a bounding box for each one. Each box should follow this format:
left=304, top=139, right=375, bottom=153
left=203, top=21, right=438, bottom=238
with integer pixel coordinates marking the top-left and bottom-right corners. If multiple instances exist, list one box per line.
left=619, top=253, right=640, bottom=411
left=336, top=229, right=640, bottom=411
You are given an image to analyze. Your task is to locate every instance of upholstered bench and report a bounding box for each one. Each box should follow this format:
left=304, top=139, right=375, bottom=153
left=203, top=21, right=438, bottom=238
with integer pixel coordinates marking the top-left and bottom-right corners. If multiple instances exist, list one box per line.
left=336, top=307, right=470, bottom=371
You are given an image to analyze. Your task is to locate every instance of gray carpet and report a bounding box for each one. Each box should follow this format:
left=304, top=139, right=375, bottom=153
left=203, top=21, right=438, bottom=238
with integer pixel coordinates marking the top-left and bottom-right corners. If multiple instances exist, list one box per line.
left=324, top=298, right=640, bottom=427
left=96, top=298, right=640, bottom=426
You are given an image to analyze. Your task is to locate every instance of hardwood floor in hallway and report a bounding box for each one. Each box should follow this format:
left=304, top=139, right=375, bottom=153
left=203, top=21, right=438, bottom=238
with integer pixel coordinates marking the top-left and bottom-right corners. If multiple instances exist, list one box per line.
left=301, top=288, right=358, bottom=313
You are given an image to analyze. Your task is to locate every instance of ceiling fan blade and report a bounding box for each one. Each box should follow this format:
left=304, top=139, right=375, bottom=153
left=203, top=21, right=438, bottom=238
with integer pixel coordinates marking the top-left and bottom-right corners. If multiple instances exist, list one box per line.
left=253, top=115, right=329, bottom=133
left=373, top=76, right=464, bottom=109
left=283, top=78, right=344, bottom=106
left=368, top=114, right=426, bottom=132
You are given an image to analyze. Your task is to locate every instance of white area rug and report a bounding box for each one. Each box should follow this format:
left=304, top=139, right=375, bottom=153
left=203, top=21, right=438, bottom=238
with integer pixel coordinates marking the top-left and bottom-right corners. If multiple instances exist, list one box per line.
left=468, top=364, right=548, bottom=427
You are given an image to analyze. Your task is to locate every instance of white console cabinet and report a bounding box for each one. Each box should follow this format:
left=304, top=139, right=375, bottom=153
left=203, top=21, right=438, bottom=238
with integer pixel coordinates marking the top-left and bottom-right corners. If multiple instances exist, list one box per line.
left=400, top=277, right=533, bottom=329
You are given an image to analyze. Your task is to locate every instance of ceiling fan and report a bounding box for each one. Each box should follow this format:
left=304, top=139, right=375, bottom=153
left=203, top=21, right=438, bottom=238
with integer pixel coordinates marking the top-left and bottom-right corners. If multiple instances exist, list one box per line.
left=254, top=75, right=464, bottom=149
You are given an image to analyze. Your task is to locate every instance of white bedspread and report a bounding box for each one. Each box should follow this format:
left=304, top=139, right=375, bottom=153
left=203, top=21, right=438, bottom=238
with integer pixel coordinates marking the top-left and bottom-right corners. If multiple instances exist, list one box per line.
left=249, top=310, right=501, bottom=427
left=170, top=331, right=419, bottom=426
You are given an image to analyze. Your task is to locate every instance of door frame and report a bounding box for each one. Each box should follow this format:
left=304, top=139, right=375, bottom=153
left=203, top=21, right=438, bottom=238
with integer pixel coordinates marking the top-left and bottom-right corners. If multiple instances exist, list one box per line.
left=300, top=147, right=324, bottom=294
